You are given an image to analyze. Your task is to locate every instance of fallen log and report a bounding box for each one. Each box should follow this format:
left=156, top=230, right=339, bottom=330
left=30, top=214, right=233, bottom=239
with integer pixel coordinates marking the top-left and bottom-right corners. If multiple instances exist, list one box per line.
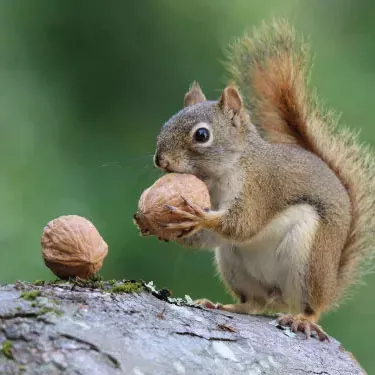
left=0, top=280, right=366, bottom=375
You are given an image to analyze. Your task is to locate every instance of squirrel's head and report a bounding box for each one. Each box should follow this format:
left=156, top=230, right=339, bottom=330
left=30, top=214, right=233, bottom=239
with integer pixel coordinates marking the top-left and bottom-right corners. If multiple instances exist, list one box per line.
left=154, top=82, right=255, bottom=181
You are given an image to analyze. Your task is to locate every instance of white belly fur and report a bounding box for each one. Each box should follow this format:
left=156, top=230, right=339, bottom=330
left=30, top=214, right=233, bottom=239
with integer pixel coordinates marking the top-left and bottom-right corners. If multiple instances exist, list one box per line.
left=215, top=204, right=320, bottom=310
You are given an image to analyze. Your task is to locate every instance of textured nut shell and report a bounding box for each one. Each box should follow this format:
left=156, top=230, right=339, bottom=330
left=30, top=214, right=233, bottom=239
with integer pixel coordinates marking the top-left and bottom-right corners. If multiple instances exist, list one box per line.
left=41, top=215, right=108, bottom=279
left=135, top=173, right=211, bottom=240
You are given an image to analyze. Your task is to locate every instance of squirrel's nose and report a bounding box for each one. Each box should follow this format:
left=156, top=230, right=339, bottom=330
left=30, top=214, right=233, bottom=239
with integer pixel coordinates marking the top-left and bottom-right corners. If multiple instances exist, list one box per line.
left=154, top=152, right=161, bottom=168
left=154, top=152, right=173, bottom=172
left=154, top=152, right=168, bottom=169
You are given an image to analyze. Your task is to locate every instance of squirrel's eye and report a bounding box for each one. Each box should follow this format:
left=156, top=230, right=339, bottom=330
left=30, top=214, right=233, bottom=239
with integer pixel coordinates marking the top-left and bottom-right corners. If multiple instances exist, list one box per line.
left=194, top=128, right=210, bottom=143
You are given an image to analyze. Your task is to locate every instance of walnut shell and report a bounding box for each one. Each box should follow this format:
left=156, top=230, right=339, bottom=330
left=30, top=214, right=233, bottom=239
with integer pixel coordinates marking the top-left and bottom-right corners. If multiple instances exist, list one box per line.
left=41, top=215, right=108, bottom=279
left=134, top=173, right=211, bottom=240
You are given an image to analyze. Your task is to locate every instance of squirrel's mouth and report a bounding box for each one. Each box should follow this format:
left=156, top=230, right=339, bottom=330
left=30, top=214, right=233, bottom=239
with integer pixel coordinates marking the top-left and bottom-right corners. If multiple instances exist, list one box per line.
left=162, top=167, right=207, bottom=182
left=162, top=166, right=174, bottom=173
left=194, top=172, right=208, bottom=182
left=153, top=153, right=208, bottom=181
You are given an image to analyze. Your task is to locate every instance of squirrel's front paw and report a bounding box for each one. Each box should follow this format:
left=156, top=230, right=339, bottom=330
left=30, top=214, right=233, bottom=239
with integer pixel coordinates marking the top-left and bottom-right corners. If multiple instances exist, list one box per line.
left=162, top=196, right=221, bottom=238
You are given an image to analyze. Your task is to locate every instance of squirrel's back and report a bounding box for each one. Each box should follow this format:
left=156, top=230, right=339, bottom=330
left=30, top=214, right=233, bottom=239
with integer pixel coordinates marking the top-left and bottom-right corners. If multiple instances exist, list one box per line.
left=226, top=19, right=375, bottom=302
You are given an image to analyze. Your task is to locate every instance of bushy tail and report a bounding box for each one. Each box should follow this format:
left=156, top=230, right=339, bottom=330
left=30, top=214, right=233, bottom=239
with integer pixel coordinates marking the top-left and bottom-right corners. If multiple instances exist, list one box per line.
left=226, top=19, right=375, bottom=299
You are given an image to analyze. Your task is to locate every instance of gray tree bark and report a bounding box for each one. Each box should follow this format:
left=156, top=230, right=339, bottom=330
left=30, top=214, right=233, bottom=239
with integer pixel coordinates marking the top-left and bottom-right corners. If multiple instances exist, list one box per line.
left=0, top=281, right=366, bottom=375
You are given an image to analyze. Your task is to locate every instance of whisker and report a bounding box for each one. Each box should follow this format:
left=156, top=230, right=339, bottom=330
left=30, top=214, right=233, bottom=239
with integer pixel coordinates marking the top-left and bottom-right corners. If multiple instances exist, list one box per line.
left=98, top=153, right=154, bottom=168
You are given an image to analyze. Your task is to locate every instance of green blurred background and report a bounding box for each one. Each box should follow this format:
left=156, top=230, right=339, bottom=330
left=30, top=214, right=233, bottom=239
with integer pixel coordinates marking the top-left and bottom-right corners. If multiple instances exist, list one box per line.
left=1, top=0, right=374, bottom=372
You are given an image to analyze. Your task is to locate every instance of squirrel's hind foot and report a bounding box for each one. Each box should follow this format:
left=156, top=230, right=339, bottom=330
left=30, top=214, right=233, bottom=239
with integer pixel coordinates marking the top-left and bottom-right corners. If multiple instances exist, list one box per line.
left=277, top=313, right=329, bottom=342
left=194, top=298, right=223, bottom=310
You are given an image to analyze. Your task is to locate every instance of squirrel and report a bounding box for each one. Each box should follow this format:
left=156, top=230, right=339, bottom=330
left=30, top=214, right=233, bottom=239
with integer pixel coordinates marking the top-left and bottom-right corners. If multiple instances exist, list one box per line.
left=152, top=19, right=375, bottom=341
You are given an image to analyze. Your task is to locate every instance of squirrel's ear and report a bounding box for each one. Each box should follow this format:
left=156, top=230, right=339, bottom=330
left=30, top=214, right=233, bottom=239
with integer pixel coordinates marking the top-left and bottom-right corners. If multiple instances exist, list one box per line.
left=184, top=82, right=206, bottom=107
left=218, top=86, right=242, bottom=115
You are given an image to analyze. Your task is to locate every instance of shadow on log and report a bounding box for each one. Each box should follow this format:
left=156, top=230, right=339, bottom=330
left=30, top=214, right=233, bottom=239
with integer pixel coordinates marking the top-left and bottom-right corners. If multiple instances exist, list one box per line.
left=0, top=281, right=366, bottom=375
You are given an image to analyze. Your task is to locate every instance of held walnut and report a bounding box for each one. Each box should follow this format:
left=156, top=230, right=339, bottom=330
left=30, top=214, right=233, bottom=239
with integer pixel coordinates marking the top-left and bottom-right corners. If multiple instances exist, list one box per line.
left=41, top=215, right=108, bottom=279
left=134, top=173, right=211, bottom=240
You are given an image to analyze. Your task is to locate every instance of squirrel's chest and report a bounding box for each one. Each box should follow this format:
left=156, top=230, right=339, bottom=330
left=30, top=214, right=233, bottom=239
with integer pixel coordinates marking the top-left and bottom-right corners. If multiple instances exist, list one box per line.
left=207, top=172, right=244, bottom=210
left=215, top=205, right=320, bottom=308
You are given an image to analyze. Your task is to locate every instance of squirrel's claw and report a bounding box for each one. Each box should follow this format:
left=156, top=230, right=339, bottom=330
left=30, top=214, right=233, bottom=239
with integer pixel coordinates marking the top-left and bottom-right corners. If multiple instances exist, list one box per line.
left=162, top=199, right=222, bottom=238
left=277, top=314, right=329, bottom=342
left=164, top=205, right=198, bottom=221
left=180, top=195, right=222, bottom=230
left=162, top=204, right=199, bottom=232
left=180, top=195, right=206, bottom=217
left=161, top=221, right=198, bottom=230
